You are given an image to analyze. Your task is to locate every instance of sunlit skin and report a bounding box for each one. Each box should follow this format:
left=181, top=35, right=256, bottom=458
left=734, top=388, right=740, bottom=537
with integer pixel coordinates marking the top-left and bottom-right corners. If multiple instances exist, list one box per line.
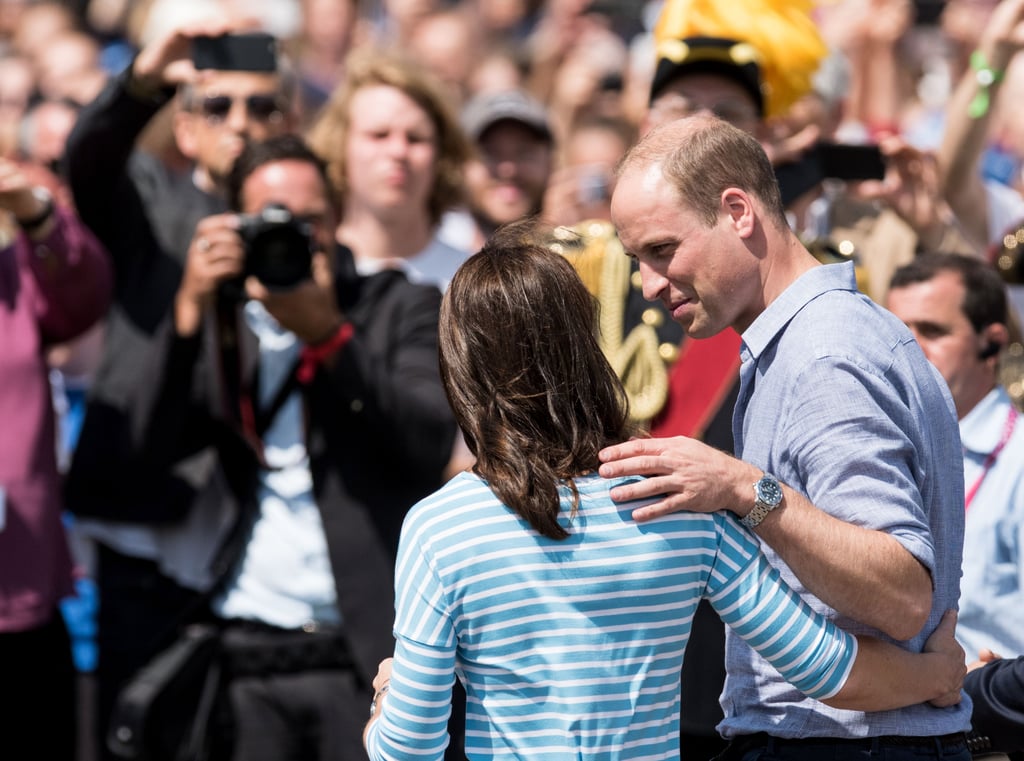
left=644, top=73, right=762, bottom=136
left=611, top=163, right=769, bottom=338
left=342, top=84, right=439, bottom=224
left=886, top=270, right=1004, bottom=419
left=175, top=71, right=290, bottom=191
left=241, top=160, right=335, bottom=254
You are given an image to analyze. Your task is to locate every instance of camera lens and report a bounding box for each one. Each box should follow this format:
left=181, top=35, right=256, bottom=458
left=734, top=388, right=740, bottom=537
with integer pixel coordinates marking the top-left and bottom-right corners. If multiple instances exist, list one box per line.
left=240, top=205, right=314, bottom=290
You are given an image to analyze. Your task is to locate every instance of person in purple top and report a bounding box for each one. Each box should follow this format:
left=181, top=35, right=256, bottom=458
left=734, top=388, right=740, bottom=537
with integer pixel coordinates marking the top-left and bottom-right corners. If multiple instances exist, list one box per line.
left=0, top=156, right=112, bottom=761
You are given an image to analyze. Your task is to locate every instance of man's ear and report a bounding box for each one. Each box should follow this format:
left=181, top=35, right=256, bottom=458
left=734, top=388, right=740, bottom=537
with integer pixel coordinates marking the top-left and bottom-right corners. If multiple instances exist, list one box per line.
left=979, top=322, right=1009, bottom=360
left=173, top=110, right=200, bottom=160
left=721, top=188, right=755, bottom=238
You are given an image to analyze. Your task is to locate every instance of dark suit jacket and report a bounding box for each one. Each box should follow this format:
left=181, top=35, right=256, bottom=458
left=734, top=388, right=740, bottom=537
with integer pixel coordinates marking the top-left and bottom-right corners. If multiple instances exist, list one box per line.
left=965, top=656, right=1024, bottom=755
left=93, top=244, right=455, bottom=677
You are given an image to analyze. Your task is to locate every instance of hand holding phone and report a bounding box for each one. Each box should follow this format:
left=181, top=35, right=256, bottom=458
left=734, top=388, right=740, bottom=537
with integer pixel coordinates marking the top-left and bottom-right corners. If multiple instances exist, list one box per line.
left=775, top=141, right=887, bottom=206
left=816, top=142, right=887, bottom=182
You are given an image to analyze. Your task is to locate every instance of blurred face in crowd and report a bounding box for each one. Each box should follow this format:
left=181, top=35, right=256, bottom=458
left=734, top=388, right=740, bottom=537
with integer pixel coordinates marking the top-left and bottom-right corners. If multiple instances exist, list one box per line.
left=466, top=120, right=553, bottom=227
left=343, top=84, right=439, bottom=220
left=301, top=0, right=358, bottom=56
left=886, top=270, right=997, bottom=419
left=407, top=11, right=477, bottom=105
left=561, top=121, right=631, bottom=222
left=645, top=73, right=760, bottom=136
left=240, top=158, right=336, bottom=258
left=175, top=71, right=293, bottom=189
left=24, top=99, right=79, bottom=171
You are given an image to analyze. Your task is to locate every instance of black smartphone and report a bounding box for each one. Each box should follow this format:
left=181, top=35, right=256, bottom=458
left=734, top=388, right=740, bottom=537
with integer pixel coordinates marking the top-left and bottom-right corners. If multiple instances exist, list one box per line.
left=775, top=141, right=887, bottom=204
left=816, top=142, right=887, bottom=182
left=192, top=32, right=277, bottom=73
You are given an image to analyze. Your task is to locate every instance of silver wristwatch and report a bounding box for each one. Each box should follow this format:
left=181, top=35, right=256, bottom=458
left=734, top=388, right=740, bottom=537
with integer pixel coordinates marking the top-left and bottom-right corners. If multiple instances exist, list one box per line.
left=740, top=472, right=783, bottom=529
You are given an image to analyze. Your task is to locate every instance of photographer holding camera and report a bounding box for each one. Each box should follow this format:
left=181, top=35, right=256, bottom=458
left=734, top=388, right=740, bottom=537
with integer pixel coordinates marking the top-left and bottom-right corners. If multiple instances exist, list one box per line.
left=113, top=134, right=454, bottom=760
left=59, top=15, right=304, bottom=759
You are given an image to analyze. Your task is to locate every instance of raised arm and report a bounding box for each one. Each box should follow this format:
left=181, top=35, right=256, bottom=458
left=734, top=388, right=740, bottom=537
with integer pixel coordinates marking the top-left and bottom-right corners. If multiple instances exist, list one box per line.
left=937, top=0, right=1024, bottom=247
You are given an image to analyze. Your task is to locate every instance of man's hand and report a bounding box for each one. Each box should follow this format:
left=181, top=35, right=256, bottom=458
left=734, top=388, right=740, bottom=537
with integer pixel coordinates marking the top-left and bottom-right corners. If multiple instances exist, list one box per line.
left=245, top=250, right=343, bottom=345
left=175, top=214, right=245, bottom=335
left=0, top=158, right=44, bottom=218
left=363, top=657, right=394, bottom=745
left=922, top=610, right=967, bottom=707
left=968, top=647, right=1003, bottom=673
left=131, top=14, right=261, bottom=90
left=597, top=436, right=761, bottom=521
left=853, top=137, right=955, bottom=249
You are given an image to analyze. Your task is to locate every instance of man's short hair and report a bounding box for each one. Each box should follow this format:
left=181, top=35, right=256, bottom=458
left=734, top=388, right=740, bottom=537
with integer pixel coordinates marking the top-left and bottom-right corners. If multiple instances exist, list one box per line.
left=619, top=114, right=787, bottom=230
left=890, top=253, right=1009, bottom=334
left=225, top=133, right=337, bottom=213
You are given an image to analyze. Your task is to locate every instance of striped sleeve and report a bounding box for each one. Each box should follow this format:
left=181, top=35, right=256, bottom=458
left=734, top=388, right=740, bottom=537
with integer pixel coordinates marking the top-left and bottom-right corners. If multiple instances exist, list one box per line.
left=705, top=514, right=857, bottom=700
left=365, top=500, right=458, bottom=761
left=365, top=636, right=455, bottom=761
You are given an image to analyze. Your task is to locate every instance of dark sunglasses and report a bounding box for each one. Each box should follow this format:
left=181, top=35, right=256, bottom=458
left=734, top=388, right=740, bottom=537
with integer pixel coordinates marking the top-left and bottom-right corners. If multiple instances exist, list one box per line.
left=196, top=93, right=283, bottom=123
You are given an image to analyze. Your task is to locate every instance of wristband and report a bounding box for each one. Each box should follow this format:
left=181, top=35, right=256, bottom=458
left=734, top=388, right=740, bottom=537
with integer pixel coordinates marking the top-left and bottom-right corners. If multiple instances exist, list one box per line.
left=968, top=50, right=1004, bottom=119
left=297, top=321, right=353, bottom=384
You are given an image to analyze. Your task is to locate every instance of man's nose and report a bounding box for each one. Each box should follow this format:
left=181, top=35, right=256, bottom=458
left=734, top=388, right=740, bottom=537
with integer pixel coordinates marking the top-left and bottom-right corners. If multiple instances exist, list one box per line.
left=638, top=261, right=669, bottom=303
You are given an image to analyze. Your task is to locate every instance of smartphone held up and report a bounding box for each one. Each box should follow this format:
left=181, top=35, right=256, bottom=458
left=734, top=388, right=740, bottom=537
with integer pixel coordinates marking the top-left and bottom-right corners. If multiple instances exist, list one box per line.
left=191, top=32, right=278, bottom=73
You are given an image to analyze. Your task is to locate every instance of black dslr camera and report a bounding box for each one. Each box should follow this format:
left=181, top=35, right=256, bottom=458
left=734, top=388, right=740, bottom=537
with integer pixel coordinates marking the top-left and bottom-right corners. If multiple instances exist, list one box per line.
left=237, top=204, right=314, bottom=289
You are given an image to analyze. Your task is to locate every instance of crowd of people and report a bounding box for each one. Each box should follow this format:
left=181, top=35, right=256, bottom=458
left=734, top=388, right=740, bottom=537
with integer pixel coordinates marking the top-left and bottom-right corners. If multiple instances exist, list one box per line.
left=1, top=0, right=1023, bottom=759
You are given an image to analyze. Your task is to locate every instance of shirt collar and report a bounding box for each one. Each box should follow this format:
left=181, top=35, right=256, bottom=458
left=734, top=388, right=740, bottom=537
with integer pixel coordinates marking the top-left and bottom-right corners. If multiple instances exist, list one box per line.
left=960, top=386, right=1016, bottom=455
left=740, top=261, right=857, bottom=362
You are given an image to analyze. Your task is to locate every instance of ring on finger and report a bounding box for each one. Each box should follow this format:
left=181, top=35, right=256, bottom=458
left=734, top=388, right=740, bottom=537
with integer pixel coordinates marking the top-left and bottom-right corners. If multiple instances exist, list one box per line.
left=197, top=237, right=211, bottom=252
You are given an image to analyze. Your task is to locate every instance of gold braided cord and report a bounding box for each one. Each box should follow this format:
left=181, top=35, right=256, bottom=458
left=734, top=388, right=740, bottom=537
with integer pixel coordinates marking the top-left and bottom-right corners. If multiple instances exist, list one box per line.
left=554, top=221, right=670, bottom=427
left=653, top=0, right=827, bottom=117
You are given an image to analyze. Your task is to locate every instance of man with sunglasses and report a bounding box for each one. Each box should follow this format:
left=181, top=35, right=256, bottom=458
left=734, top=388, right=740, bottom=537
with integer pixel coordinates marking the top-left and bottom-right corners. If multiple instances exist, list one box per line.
left=61, top=16, right=299, bottom=761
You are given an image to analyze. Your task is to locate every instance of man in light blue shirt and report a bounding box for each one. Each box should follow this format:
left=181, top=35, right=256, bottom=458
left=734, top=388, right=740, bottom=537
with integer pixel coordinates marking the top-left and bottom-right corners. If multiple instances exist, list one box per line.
left=888, top=253, right=1024, bottom=661
left=601, top=115, right=972, bottom=760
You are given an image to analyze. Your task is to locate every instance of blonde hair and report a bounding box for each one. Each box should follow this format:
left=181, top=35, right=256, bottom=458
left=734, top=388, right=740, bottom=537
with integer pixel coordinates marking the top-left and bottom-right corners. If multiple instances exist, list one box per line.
left=306, top=47, right=469, bottom=226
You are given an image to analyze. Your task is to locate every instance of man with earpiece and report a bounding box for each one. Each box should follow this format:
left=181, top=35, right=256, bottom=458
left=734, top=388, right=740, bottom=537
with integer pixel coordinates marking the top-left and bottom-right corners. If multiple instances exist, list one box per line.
left=887, top=252, right=1024, bottom=662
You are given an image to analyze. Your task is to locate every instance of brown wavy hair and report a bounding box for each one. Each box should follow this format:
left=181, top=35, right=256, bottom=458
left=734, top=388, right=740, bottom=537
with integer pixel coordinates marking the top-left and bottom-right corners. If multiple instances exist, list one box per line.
left=439, top=221, right=636, bottom=540
left=306, top=46, right=468, bottom=227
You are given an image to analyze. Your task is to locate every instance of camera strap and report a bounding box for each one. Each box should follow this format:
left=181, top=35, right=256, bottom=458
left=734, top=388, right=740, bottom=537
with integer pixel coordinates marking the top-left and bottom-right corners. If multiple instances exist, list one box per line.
left=217, top=301, right=302, bottom=470
left=253, top=361, right=302, bottom=437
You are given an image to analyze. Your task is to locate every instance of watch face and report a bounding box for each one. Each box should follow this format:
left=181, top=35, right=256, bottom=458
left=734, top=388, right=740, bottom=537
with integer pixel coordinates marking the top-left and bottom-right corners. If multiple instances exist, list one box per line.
left=757, top=476, right=783, bottom=506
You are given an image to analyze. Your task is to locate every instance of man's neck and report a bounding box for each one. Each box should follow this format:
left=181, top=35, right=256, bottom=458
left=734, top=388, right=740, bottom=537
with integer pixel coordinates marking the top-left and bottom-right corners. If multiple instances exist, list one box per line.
left=958, top=383, right=999, bottom=421
left=192, top=165, right=220, bottom=196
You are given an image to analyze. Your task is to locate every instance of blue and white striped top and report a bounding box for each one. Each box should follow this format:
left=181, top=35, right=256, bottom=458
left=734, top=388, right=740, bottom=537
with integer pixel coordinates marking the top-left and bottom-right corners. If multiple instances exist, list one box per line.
left=365, top=471, right=858, bottom=761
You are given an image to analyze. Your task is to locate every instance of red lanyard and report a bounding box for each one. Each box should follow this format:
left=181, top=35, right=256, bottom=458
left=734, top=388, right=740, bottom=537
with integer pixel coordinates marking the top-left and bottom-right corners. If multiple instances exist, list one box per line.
left=964, top=405, right=1019, bottom=511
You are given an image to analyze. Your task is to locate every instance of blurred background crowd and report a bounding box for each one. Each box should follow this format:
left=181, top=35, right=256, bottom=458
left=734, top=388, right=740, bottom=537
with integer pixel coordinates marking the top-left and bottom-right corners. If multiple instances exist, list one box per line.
left=2, top=0, right=1024, bottom=759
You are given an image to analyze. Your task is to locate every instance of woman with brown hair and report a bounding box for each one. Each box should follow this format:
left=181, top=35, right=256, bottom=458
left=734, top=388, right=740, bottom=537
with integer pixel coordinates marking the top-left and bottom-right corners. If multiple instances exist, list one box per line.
left=363, top=222, right=967, bottom=761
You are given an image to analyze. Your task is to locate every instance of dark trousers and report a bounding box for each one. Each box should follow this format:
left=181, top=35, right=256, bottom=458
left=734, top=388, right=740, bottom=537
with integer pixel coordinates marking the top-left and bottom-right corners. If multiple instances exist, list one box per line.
left=205, top=621, right=368, bottom=761
left=95, top=544, right=205, bottom=761
left=0, top=610, right=77, bottom=761
left=219, top=668, right=368, bottom=761
left=714, top=732, right=972, bottom=761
